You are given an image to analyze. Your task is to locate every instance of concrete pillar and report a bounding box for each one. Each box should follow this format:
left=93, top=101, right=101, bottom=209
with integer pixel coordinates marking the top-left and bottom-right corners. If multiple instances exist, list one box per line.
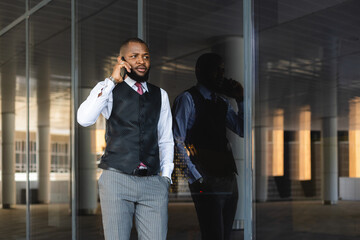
left=212, top=36, right=245, bottom=229
left=321, top=39, right=338, bottom=205
left=78, top=88, right=97, bottom=214
left=322, top=117, right=338, bottom=204
left=1, top=63, right=16, bottom=208
left=78, top=37, right=98, bottom=214
left=255, top=126, right=268, bottom=202
left=253, top=53, right=269, bottom=202
left=37, top=60, right=51, bottom=203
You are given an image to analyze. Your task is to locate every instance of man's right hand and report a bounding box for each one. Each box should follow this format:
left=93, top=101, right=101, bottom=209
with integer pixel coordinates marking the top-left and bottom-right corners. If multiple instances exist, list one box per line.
left=221, top=78, right=243, bottom=101
left=111, top=57, right=132, bottom=83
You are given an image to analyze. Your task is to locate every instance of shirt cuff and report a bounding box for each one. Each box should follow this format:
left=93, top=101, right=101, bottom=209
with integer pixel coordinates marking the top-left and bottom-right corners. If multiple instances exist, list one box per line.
left=105, top=78, right=116, bottom=89
left=161, top=164, right=174, bottom=184
left=188, top=169, right=202, bottom=184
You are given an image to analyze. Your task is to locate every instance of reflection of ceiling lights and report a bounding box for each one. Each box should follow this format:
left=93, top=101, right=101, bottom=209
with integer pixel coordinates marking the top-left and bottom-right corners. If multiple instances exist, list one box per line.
left=267, top=58, right=321, bottom=76
left=50, top=74, right=71, bottom=80
left=160, top=62, right=193, bottom=73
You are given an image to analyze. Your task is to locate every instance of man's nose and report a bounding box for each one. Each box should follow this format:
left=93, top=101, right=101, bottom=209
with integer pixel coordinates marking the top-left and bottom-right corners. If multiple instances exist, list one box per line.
left=137, top=56, right=144, bottom=64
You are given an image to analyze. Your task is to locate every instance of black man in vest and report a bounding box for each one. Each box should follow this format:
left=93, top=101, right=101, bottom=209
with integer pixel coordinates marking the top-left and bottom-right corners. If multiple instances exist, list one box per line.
left=172, top=53, right=244, bottom=240
left=77, top=38, right=174, bottom=240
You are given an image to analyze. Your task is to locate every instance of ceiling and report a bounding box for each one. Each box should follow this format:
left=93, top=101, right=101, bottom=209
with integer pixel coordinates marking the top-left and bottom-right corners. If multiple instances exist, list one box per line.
left=0, top=0, right=359, bottom=132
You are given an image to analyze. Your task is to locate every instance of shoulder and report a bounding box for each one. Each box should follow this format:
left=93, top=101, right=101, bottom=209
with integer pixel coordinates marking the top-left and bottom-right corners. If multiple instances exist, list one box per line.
left=176, top=89, right=192, bottom=99
left=145, top=82, right=162, bottom=97
left=159, top=87, right=169, bottom=100
left=146, top=82, right=160, bottom=90
left=173, top=89, right=194, bottom=107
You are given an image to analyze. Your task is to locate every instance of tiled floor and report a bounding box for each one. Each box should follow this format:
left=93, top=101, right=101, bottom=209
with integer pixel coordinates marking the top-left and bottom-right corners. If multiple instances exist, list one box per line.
left=256, top=200, right=360, bottom=240
left=1, top=200, right=359, bottom=240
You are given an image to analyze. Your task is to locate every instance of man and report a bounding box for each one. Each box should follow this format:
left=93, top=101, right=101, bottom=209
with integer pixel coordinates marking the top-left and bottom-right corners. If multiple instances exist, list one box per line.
left=77, top=38, right=174, bottom=240
left=172, top=53, right=243, bottom=240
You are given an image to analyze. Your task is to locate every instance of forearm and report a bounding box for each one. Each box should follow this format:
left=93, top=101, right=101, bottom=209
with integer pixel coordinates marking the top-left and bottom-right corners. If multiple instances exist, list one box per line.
left=77, top=79, right=114, bottom=126
left=172, top=92, right=202, bottom=183
left=158, top=89, right=175, bottom=180
left=174, top=138, right=202, bottom=184
left=236, top=100, right=244, bottom=137
left=226, top=100, right=244, bottom=137
left=158, top=119, right=174, bottom=180
left=159, top=142, right=174, bottom=180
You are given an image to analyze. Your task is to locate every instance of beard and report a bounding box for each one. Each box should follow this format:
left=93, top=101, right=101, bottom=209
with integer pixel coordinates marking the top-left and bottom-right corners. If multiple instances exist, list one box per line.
left=127, top=67, right=150, bottom=83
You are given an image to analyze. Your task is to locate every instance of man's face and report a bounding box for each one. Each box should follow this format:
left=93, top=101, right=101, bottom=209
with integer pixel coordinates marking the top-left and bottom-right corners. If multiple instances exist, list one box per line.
left=213, top=63, right=225, bottom=88
left=120, top=42, right=150, bottom=78
left=199, top=62, right=225, bottom=91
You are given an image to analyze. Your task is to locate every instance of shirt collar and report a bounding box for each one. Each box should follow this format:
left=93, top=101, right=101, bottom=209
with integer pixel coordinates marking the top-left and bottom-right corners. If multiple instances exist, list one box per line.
left=124, top=77, right=149, bottom=92
left=196, top=83, right=212, bottom=100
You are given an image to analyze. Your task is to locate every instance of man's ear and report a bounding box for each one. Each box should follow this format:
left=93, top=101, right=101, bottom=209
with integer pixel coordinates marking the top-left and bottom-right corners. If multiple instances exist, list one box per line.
left=117, top=56, right=123, bottom=64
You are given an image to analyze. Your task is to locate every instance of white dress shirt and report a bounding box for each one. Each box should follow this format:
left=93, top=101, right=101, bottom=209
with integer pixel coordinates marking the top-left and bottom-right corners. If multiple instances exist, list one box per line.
left=77, top=77, right=174, bottom=180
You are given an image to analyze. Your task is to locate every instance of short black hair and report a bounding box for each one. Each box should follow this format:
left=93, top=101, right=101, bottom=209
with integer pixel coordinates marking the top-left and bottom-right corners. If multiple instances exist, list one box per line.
left=195, top=52, right=223, bottom=83
left=119, top=37, right=149, bottom=56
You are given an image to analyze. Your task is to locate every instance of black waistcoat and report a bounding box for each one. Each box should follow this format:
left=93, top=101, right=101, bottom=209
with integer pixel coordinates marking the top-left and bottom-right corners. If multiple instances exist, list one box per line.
left=99, top=81, right=161, bottom=175
left=185, top=87, right=237, bottom=177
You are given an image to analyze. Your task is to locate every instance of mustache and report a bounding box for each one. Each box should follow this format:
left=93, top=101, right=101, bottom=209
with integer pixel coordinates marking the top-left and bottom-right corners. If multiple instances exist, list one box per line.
left=135, top=65, right=147, bottom=70
left=128, top=66, right=151, bottom=83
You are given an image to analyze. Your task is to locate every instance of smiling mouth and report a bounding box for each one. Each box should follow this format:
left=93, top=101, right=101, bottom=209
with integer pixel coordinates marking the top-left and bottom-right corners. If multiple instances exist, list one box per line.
left=136, top=66, right=147, bottom=73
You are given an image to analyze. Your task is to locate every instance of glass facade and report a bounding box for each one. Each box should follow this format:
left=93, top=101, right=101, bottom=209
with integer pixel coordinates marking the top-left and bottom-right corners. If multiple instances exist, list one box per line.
left=29, top=1, right=72, bottom=238
left=1, top=17, right=27, bottom=237
left=254, top=0, right=360, bottom=239
left=0, top=0, right=359, bottom=239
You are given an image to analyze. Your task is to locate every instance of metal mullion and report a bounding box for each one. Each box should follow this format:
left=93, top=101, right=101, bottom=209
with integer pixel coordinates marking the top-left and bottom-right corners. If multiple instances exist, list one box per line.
left=0, top=0, right=53, bottom=37
left=243, top=0, right=255, bottom=239
left=25, top=0, right=31, bottom=238
left=138, top=0, right=146, bottom=41
left=71, top=0, right=78, bottom=239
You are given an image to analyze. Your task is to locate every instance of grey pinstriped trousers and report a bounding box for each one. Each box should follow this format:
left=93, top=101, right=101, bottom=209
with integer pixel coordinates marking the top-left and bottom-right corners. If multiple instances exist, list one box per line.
left=98, top=169, right=169, bottom=240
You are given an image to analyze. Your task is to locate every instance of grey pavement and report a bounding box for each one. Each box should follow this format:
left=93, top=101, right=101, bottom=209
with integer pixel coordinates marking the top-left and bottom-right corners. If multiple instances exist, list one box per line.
left=1, top=200, right=359, bottom=240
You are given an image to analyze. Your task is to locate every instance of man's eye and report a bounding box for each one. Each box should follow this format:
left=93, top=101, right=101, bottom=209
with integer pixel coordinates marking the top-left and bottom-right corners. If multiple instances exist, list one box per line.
left=130, top=55, right=136, bottom=58
left=144, top=56, right=149, bottom=59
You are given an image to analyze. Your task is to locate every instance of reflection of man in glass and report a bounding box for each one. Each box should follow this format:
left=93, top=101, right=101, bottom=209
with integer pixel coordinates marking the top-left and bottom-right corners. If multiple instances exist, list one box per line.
left=77, top=38, right=174, bottom=240
left=172, top=53, right=243, bottom=240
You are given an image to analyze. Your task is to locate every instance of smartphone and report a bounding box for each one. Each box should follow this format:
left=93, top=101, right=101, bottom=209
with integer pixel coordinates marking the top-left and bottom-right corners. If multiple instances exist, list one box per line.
left=120, top=57, right=128, bottom=78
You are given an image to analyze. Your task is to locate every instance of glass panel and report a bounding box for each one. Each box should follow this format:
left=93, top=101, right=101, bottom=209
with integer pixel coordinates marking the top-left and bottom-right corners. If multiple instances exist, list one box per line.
left=76, top=0, right=137, bottom=239
left=0, top=22, right=26, bottom=239
left=254, top=0, right=360, bottom=239
left=31, top=0, right=45, bottom=9
left=29, top=0, right=72, bottom=238
left=148, top=1, right=244, bottom=239
left=75, top=0, right=245, bottom=239
left=0, top=1, right=25, bottom=30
